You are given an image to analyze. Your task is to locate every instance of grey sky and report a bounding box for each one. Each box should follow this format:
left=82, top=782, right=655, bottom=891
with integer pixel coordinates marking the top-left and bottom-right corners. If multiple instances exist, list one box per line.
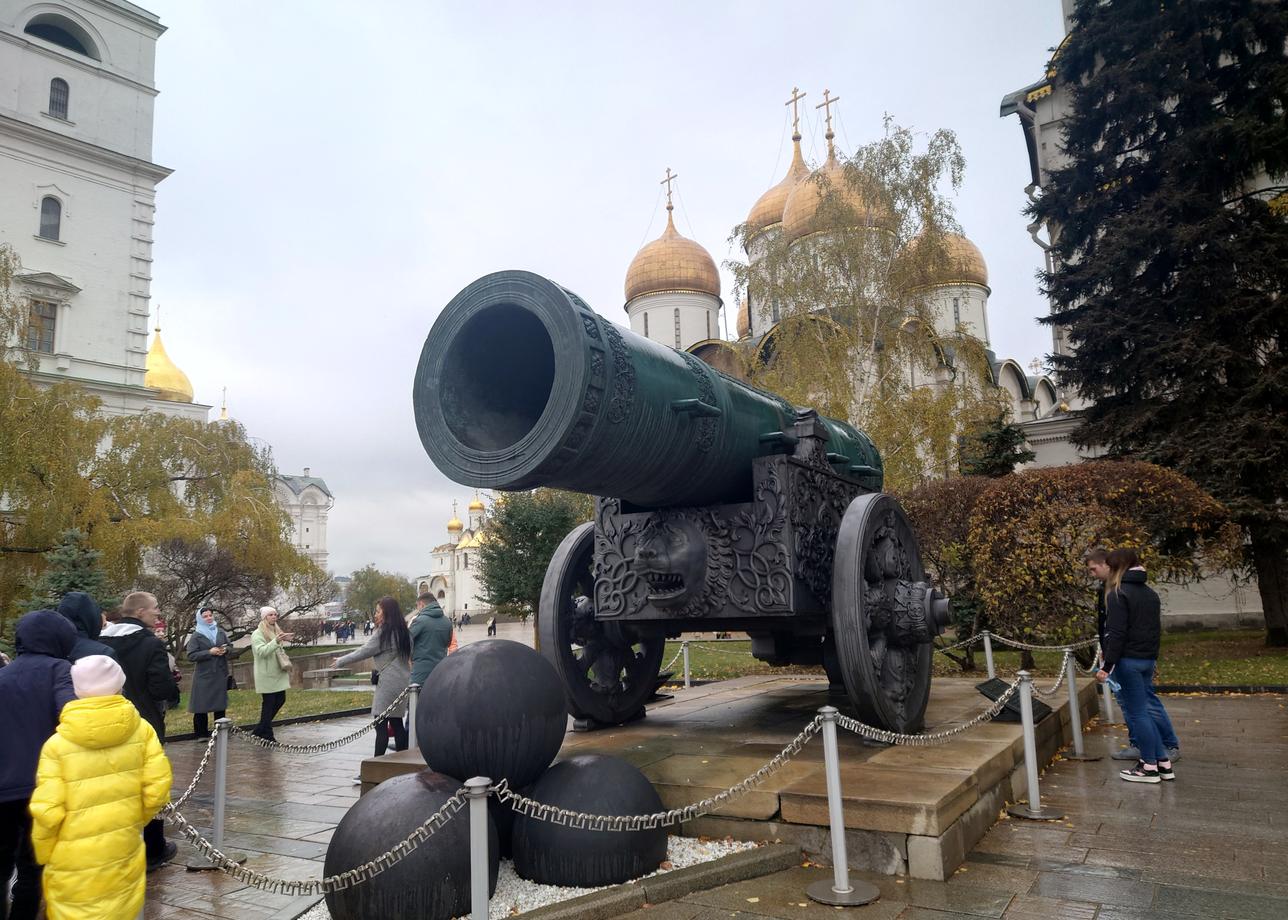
left=143, top=1, right=1066, bottom=579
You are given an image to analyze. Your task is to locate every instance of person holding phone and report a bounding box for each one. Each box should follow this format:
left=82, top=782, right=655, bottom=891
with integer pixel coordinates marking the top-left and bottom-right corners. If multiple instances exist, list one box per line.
left=250, top=607, right=294, bottom=741
left=185, top=607, right=241, bottom=739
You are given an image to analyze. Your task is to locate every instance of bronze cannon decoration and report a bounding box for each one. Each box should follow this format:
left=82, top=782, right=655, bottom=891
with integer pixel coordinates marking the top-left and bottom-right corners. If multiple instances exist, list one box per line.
left=414, top=271, right=950, bottom=733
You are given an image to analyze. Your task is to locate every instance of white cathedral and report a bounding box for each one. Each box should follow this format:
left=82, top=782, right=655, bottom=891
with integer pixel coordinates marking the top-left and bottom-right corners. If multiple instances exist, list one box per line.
left=620, top=99, right=1060, bottom=448
left=416, top=496, right=493, bottom=619
left=0, top=0, right=333, bottom=572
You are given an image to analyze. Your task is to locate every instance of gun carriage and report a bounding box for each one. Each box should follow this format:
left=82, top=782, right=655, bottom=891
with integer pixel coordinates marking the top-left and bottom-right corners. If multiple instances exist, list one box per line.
left=414, top=271, right=949, bottom=733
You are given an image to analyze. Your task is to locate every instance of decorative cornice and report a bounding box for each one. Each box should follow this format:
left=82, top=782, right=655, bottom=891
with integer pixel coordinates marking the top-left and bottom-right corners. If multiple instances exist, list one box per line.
left=625, top=289, right=723, bottom=311
left=0, top=31, right=159, bottom=95
left=0, top=112, right=171, bottom=181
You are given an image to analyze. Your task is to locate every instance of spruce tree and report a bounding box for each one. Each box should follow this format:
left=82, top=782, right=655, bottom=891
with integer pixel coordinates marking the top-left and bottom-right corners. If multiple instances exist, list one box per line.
left=1033, top=0, right=1288, bottom=643
left=958, top=412, right=1036, bottom=478
left=24, top=529, right=115, bottom=613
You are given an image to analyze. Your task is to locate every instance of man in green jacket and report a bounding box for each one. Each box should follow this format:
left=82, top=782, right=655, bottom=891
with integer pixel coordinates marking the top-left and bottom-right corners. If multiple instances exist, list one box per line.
left=409, top=593, right=453, bottom=686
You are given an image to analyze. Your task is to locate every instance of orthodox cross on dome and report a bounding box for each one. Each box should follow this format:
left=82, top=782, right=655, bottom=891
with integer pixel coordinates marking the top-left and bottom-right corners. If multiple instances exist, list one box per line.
left=452, top=499, right=458, bottom=517
left=785, top=87, right=807, bottom=138
left=660, top=167, right=679, bottom=212
left=219, top=386, right=228, bottom=421
left=154, top=303, right=162, bottom=332
left=1028, top=358, right=1043, bottom=374
left=816, top=88, right=840, bottom=156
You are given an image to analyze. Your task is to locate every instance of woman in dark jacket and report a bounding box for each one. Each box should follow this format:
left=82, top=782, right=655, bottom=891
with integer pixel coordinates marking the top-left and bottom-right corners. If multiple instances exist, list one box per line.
left=1095, top=547, right=1178, bottom=784
left=185, top=608, right=240, bottom=738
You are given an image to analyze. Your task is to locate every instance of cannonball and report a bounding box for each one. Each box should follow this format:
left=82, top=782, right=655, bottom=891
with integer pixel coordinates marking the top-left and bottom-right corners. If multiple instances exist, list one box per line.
left=512, top=754, right=667, bottom=887
left=417, top=639, right=566, bottom=787
left=324, top=770, right=497, bottom=920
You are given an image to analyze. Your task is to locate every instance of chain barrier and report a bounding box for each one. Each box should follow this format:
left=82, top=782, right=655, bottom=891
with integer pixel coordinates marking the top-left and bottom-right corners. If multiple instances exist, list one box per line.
left=934, top=632, right=984, bottom=653
left=662, top=645, right=685, bottom=672
left=163, top=787, right=467, bottom=895
left=170, top=730, right=219, bottom=810
left=1079, top=646, right=1104, bottom=676
left=228, top=685, right=411, bottom=754
left=833, top=675, right=1023, bottom=746
left=989, top=634, right=1100, bottom=652
left=492, top=716, right=823, bottom=831
left=689, top=642, right=757, bottom=658
left=1030, top=649, right=1074, bottom=698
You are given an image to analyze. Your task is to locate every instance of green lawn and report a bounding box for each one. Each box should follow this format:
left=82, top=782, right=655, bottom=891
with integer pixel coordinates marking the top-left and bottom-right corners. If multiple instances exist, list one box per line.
left=662, top=629, right=1288, bottom=687
left=164, top=688, right=374, bottom=736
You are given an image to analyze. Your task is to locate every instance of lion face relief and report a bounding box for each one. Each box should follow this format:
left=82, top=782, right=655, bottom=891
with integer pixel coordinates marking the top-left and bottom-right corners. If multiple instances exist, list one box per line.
left=631, top=511, right=734, bottom=615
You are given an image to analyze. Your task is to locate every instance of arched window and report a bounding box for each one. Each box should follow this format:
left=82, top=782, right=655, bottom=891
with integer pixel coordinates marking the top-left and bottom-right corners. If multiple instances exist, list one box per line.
left=39, top=197, right=61, bottom=241
left=24, top=15, right=100, bottom=60
left=48, top=79, right=69, bottom=119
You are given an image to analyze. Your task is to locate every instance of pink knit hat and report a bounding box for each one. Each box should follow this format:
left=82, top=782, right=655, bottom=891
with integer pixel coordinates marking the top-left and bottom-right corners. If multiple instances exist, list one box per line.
left=71, top=654, right=126, bottom=698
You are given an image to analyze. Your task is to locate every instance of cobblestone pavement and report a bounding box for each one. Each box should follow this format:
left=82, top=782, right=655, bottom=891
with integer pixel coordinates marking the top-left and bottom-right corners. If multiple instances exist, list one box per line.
left=150, top=691, right=1286, bottom=920
left=619, top=692, right=1288, bottom=920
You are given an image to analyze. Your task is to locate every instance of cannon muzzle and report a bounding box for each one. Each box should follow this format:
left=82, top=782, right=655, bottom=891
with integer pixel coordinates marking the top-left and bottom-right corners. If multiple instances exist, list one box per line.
left=414, top=271, right=882, bottom=507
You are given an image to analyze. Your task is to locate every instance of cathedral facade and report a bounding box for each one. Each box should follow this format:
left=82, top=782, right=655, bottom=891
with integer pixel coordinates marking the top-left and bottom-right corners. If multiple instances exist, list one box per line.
left=416, top=496, right=493, bottom=619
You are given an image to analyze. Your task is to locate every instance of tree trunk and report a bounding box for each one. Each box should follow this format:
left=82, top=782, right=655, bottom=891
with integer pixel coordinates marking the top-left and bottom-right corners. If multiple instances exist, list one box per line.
left=1250, top=525, right=1288, bottom=647
left=1021, top=650, right=1036, bottom=671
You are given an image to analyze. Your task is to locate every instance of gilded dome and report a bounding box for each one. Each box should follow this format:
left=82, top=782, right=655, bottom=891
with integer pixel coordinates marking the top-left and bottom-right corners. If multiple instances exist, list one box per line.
left=781, top=151, right=893, bottom=246
left=736, top=298, right=750, bottom=339
left=905, top=232, right=990, bottom=288
left=745, top=134, right=810, bottom=239
left=624, top=207, right=721, bottom=305
left=447, top=515, right=463, bottom=533
left=468, top=495, right=485, bottom=512
left=145, top=325, right=194, bottom=403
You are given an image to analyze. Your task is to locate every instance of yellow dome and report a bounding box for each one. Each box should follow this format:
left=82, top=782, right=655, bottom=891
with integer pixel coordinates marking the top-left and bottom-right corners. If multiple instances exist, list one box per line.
left=468, top=496, right=485, bottom=512
left=781, top=150, right=893, bottom=246
left=624, top=207, right=721, bottom=305
left=736, top=298, right=750, bottom=339
left=746, top=133, right=811, bottom=240
left=145, top=325, right=194, bottom=403
left=904, top=232, right=990, bottom=289
left=447, top=516, right=463, bottom=533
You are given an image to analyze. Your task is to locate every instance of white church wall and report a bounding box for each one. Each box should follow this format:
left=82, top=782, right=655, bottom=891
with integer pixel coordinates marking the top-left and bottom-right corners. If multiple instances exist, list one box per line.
left=626, top=290, right=720, bottom=352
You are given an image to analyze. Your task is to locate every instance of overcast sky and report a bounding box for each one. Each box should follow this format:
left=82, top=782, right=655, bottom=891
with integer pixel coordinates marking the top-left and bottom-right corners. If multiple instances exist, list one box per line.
left=142, top=1, right=1067, bottom=579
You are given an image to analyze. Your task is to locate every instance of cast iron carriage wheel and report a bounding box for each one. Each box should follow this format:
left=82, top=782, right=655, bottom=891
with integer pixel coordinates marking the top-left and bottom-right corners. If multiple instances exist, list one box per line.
left=539, top=523, right=666, bottom=725
left=831, top=493, right=935, bottom=734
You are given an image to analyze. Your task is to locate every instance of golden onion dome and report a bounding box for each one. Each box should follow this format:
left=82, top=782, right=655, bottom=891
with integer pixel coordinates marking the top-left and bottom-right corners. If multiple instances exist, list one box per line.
left=468, top=495, right=485, bottom=512
left=624, top=205, right=721, bottom=305
left=781, top=149, right=893, bottom=246
left=746, top=132, right=811, bottom=239
left=145, top=322, right=194, bottom=403
left=447, top=515, right=463, bottom=533
left=736, top=298, right=750, bottom=339
left=905, top=232, right=990, bottom=289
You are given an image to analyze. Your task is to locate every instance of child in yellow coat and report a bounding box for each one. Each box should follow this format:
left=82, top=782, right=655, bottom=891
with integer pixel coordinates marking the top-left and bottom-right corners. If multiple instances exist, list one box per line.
left=30, top=654, right=172, bottom=920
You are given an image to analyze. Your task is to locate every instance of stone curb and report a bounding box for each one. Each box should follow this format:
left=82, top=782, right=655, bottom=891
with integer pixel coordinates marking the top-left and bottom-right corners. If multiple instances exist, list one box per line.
left=518, top=843, right=801, bottom=920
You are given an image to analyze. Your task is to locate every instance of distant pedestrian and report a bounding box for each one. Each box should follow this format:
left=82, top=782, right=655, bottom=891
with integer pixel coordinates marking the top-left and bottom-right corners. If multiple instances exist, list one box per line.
left=54, top=592, right=115, bottom=663
left=31, top=655, right=171, bottom=920
left=0, top=610, right=77, bottom=920
left=1095, top=548, right=1179, bottom=784
left=99, top=591, right=180, bottom=870
left=486, top=615, right=497, bottom=637
left=185, top=607, right=241, bottom=739
left=335, top=597, right=412, bottom=773
left=250, top=607, right=294, bottom=742
left=410, top=593, right=453, bottom=688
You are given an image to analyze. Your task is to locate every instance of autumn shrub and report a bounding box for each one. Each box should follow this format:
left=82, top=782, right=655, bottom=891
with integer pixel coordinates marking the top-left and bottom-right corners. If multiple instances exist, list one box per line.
left=968, top=460, right=1241, bottom=646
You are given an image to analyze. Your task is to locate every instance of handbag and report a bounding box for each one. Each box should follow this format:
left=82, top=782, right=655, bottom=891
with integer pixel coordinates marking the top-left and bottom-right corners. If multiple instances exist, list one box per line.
left=275, top=647, right=292, bottom=671
left=370, top=668, right=380, bottom=686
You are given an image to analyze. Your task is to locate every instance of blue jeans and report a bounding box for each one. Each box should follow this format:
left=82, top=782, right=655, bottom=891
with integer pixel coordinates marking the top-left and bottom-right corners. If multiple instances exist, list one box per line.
left=1114, top=658, right=1175, bottom=764
left=1113, top=682, right=1179, bottom=751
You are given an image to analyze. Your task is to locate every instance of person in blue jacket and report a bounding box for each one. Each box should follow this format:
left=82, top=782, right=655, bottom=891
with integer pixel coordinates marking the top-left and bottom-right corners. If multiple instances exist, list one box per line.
left=55, top=592, right=115, bottom=663
left=0, top=610, right=77, bottom=920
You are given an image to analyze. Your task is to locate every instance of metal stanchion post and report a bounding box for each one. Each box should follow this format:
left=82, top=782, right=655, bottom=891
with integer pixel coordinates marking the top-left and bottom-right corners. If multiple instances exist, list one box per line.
left=1006, top=672, right=1063, bottom=820
left=682, top=641, right=691, bottom=690
left=982, top=630, right=996, bottom=680
left=1101, top=679, right=1118, bottom=724
left=408, top=683, right=421, bottom=750
left=465, top=777, right=491, bottom=920
left=1062, top=654, right=1100, bottom=762
left=806, top=707, right=880, bottom=907
left=187, top=718, right=246, bottom=870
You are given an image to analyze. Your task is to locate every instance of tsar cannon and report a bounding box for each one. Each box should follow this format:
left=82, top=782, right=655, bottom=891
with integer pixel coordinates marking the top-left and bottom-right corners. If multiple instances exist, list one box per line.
left=413, top=270, right=950, bottom=733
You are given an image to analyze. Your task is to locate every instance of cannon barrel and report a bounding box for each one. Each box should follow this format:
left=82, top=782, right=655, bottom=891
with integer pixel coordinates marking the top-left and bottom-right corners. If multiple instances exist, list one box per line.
left=414, top=270, right=882, bottom=507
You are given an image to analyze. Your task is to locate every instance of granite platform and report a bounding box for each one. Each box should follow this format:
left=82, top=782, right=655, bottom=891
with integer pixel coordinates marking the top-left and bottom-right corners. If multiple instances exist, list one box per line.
left=361, top=675, right=1100, bottom=880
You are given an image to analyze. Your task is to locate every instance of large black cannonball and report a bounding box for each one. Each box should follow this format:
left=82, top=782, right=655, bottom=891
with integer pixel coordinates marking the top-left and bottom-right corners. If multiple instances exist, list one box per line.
left=418, top=639, right=566, bottom=788
left=512, top=754, right=667, bottom=887
left=324, top=770, right=497, bottom=920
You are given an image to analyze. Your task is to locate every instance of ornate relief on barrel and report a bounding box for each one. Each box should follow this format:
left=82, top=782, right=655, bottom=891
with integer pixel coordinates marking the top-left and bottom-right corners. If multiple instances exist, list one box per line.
left=680, top=352, right=719, bottom=452
left=603, top=324, right=636, bottom=424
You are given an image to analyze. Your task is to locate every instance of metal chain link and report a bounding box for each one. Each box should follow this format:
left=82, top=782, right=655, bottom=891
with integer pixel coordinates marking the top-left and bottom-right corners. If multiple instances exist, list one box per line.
left=934, top=632, right=985, bottom=653
left=1030, top=649, right=1074, bottom=698
left=1079, top=645, right=1104, bottom=675
left=169, top=730, right=220, bottom=810
left=491, top=716, right=823, bottom=831
left=989, top=634, right=1100, bottom=652
left=229, top=685, right=412, bottom=754
left=662, top=645, right=685, bottom=672
left=162, top=787, right=467, bottom=895
left=835, top=675, right=1023, bottom=745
